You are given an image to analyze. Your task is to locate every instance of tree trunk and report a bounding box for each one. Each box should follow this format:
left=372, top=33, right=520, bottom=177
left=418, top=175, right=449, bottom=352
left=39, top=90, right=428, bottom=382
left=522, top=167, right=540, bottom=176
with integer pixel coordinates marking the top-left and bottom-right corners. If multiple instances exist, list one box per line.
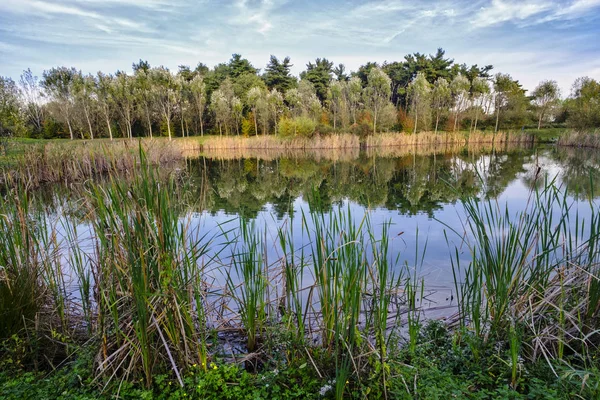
left=253, top=109, right=258, bottom=136
left=537, top=112, right=543, bottom=130
left=333, top=108, right=336, bottom=130
left=474, top=107, right=479, bottom=132
left=167, top=118, right=172, bottom=141
left=105, top=115, right=113, bottom=141
left=200, top=115, right=204, bottom=136
left=435, top=110, right=440, bottom=134
left=67, top=119, right=74, bottom=140
left=84, top=106, right=94, bottom=139
left=146, top=105, right=153, bottom=138
left=453, top=111, right=459, bottom=132
left=413, top=109, right=418, bottom=135
left=495, top=107, right=500, bottom=133
left=373, top=108, right=377, bottom=135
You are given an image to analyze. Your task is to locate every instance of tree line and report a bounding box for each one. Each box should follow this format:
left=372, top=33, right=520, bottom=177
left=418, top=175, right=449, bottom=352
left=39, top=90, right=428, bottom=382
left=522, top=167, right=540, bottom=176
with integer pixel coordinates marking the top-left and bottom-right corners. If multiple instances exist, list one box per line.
left=0, top=49, right=598, bottom=140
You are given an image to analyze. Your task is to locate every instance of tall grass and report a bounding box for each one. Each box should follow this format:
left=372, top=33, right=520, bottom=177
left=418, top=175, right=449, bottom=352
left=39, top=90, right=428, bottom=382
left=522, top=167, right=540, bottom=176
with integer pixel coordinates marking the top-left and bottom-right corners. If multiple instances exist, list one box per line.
left=201, top=134, right=360, bottom=151
left=557, top=130, right=600, bottom=149
left=1, top=139, right=187, bottom=188
left=366, top=131, right=535, bottom=149
left=446, top=175, right=600, bottom=384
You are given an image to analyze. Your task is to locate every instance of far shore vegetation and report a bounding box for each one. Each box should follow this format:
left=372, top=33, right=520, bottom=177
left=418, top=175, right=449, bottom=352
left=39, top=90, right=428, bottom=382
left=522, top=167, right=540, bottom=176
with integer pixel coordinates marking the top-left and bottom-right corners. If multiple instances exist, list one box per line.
left=1, top=50, right=599, bottom=145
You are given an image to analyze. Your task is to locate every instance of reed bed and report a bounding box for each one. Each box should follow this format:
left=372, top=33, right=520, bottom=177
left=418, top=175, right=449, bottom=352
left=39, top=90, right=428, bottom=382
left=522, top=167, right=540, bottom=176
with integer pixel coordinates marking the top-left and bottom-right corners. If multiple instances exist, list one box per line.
left=201, top=134, right=360, bottom=151
left=446, top=176, right=600, bottom=389
left=1, top=139, right=186, bottom=189
left=365, top=131, right=535, bottom=149
left=557, top=130, right=600, bottom=149
left=200, top=146, right=360, bottom=162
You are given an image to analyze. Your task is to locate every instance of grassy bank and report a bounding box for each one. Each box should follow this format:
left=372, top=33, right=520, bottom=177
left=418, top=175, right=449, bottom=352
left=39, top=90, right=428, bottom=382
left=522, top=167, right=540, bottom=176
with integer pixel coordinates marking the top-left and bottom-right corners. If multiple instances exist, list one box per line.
left=1, top=148, right=599, bottom=398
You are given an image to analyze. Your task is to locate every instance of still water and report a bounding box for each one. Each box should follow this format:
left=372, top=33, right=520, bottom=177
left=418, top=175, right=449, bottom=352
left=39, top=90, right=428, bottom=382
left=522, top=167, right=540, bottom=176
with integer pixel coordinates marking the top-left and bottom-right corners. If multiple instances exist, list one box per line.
left=177, top=145, right=598, bottom=317
left=40, top=144, right=599, bottom=320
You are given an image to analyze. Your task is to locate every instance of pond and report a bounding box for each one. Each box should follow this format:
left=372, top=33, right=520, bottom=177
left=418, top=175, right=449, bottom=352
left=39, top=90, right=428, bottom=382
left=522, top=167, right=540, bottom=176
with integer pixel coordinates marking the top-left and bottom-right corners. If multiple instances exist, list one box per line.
left=26, top=143, right=600, bottom=324
left=176, top=144, right=599, bottom=318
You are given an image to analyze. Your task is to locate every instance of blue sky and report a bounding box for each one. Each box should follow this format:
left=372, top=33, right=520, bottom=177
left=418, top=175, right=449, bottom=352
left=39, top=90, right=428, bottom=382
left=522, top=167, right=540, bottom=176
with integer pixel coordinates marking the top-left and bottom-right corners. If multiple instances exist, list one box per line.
left=1, top=0, right=599, bottom=95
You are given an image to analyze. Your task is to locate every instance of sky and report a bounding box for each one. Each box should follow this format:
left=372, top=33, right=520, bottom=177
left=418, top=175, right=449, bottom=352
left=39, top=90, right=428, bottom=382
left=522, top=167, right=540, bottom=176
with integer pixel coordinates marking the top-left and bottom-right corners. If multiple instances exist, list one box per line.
left=1, top=0, right=599, bottom=95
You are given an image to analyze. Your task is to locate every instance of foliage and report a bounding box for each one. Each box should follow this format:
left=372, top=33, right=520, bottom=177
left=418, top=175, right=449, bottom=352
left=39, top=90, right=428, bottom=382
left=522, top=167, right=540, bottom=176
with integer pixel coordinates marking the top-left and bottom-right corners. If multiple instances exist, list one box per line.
left=278, top=116, right=317, bottom=138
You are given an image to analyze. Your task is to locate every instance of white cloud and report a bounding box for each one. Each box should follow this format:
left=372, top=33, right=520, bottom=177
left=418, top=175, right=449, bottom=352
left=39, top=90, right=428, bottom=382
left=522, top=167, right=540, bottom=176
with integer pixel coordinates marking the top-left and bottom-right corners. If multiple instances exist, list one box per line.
left=472, top=0, right=600, bottom=28
left=472, top=0, right=552, bottom=28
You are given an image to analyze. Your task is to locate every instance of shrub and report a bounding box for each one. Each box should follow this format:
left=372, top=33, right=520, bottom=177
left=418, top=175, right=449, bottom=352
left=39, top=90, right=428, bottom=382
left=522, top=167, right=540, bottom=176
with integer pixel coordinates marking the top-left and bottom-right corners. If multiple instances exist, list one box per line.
left=278, top=116, right=316, bottom=138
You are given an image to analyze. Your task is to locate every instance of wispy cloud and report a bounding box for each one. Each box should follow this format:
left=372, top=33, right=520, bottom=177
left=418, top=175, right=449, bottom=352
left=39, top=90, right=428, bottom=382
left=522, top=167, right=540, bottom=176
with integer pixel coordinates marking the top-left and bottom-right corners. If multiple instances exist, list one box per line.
left=0, top=0, right=598, bottom=94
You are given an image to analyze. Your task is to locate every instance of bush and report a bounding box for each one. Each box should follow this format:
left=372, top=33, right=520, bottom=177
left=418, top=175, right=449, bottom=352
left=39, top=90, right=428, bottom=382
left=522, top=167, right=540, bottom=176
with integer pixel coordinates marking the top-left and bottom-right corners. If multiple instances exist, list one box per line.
left=314, top=124, right=333, bottom=136
left=349, top=122, right=372, bottom=138
left=278, top=117, right=316, bottom=138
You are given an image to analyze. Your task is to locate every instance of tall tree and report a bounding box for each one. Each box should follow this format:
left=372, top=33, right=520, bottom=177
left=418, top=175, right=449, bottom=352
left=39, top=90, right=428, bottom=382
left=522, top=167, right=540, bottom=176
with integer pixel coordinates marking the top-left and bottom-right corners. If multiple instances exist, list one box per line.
left=134, top=69, right=155, bottom=138
left=228, top=54, right=258, bottom=79
left=96, top=72, right=115, bottom=140
left=363, top=68, right=392, bottom=135
left=327, top=80, right=344, bottom=129
left=333, top=64, right=349, bottom=82
left=470, top=77, right=490, bottom=132
left=566, top=77, right=600, bottom=129
left=150, top=67, right=178, bottom=140
left=493, top=73, right=520, bottom=132
left=190, top=74, right=208, bottom=136
left=408, top=72, right=432, bottom=134
left=345, top=77, right=362, bottom=125
left=532, top=80, right=560, bottom=130
left=268, top=89, right=284, bottom=133
left=42, top=67, right=77, bottom=140
left=300, top=58, right=334, bottom=102
left=263, top=56, right=296, bottom=92
left=19, top=69, right=44, bottom=136
left=450, top=73, right=470, bottom=131
left=113, top=71, right=136, bottom=139
left=431, top=77, right=451, bottom=133
left=247, top=86, right=266, bottom=135
left=73, top=72, right=96, bottom=139
left=0, top=77, right=24, bottom=138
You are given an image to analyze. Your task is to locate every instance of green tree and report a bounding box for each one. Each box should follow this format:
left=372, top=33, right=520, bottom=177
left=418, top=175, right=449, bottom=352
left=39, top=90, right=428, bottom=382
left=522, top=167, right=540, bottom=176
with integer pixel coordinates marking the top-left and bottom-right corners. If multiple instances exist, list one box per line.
left=42, top=67, right=77, bottom=139
left=0, top=76, right=24, bottom=138
left=408, top=72, right=432, bottom=133
left=363, top=68, right=392, bottom=134
left=73, top=72, right=97, bottom=139
left=247, top=86, right=266, bottom=135
left=113, top=71, right=136, bottom=139
left=532, top=80, right=560, bottom=130
left=134, top=68, right=155, bottom=138
left=450, top=73, right=470, bottom=131
left=228, top=54, right=258, bottom=79
left=431, top=77, right=451, bottom=133
left=263, top=55, right=296, bottom=92
left=96, top=72, right=115, bottom=140
left=566, top=77, right=600, bottom=129
left=267, top=89, right=284, bottom=133
left=470, top=76, right=490, bottom=132
left=345, top=77, right=363, bottom=125
left=190, top=74, right=208, bottom=136
left=150, top=67, right=178, bottom=140
left=19, top=69, right=44, bottom=136
left=327, top=80, right=344, bottom=129
left=300, top=58, right=333, bottom=102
